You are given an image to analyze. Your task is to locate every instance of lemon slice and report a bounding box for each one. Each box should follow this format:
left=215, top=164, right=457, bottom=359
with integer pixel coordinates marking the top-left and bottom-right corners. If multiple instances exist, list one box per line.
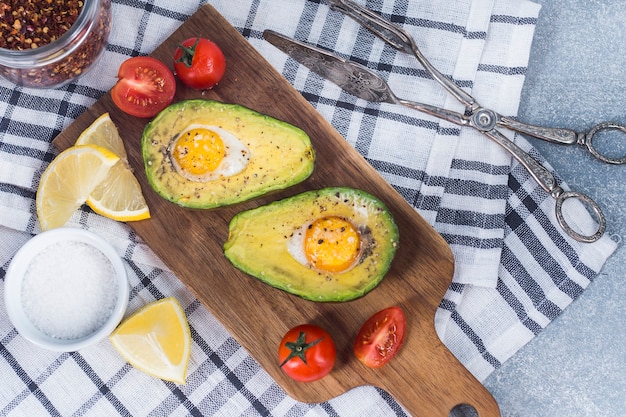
left=36, top=144, right=120, bottom=231
left=75, top=113, right=150, bottom=222
left=109, top=297, right=191, bottom=384
left=86, top=163, right=151, bottom=222
left=76, top=113, right=128, bottom=159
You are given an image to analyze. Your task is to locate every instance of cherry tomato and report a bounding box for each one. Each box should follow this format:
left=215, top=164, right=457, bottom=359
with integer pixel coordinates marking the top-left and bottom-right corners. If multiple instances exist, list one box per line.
left=278, top=324, right=336, bottom=382
left=173, top=37, right=226, bottom=90
left=111, top=56, right=176, bottom=118
left=354, top=306, right=406, bottom=368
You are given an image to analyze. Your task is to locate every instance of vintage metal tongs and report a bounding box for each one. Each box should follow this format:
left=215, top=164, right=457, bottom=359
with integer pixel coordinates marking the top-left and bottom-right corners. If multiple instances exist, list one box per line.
left=262, top=2, right=626, bottom=243
left=325, top=0, right=626, bottom=163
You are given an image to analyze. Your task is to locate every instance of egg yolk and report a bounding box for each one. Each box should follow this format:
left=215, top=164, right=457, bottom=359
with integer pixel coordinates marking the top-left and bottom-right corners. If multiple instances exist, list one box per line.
left=304, top=216, right=361, bottom=273
left=172, top=128, right=225, bottom=175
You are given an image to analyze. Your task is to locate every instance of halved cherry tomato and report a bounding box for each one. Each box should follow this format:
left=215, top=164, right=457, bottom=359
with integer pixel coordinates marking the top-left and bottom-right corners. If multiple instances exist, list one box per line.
left=111, top=56, right=176, bottom=118
left=278, top=324, right=336, bottom=382
left=354, top=306, right=406, bottom=368
left=173, top=37, right=226, bottom=90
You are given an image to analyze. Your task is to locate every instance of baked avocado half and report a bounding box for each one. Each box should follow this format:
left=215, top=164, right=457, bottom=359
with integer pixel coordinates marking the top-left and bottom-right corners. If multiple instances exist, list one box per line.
left=223, top=187, right=399, bottom=302
left=141, top=99, right=315, bottom=208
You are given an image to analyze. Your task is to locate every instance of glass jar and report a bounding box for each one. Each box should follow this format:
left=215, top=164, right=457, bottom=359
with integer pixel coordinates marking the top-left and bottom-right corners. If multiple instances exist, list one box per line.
left=0, top=0, right=112, bottom=89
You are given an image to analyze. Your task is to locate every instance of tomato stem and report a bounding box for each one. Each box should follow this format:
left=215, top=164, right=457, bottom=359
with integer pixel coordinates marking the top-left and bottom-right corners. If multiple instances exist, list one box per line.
left=279, top=331, right=323, bottom=368
left=176, top=37, right=200, bottom=68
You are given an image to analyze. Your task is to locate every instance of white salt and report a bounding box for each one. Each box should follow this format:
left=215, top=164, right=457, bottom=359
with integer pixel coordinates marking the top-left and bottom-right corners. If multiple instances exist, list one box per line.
left=21, top=240, right=118, bottom=340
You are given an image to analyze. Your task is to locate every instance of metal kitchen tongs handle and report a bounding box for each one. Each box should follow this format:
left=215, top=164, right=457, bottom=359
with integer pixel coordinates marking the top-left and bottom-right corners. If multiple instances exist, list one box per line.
left=325, top=0, right=608, bottom=242
left=326, top=0, right=626, bottom=165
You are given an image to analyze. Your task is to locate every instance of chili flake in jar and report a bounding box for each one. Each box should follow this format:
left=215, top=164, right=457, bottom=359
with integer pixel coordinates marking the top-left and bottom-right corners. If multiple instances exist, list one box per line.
left=0, top=0, right=111, bottom=88
left=0, top=0, right=85, bottom=50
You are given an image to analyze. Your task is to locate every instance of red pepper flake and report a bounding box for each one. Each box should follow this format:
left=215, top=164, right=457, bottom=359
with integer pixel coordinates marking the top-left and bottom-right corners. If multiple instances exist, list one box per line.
left=0, top=0, right=111, bottom=87
left=0, top=0, right=85, bottom=50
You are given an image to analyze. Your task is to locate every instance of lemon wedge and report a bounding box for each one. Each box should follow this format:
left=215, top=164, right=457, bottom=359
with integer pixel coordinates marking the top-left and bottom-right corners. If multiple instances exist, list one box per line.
left=36, top=144, right=120, bottom=231
left=76, top=113, right=128, bottom=158
left=75, top=113, right=150, bottom=222
left=109, top=297, right=191, bottom=384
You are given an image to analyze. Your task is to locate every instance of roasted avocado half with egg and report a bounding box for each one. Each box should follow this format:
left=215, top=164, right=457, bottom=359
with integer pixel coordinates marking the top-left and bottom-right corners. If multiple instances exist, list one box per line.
left=223, top=187, right=399, bottom=302
left=141, top=99, right=315, bottom=208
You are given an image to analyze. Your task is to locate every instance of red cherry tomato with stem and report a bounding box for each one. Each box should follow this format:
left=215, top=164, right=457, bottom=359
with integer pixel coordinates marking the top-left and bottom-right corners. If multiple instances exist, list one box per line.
left=354, top=306, right=406, bottom=368
left=173, top=37, right=226, bottom=90
left=111, top=56, right=176, bottom=118
left=278, top=324, right=336, bottom=382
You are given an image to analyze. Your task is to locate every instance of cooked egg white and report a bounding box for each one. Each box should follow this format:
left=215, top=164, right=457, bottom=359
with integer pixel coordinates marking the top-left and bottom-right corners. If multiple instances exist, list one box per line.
left=287, top=216, right=364, bottom=274
left=168, top=124, right=250, bottom=182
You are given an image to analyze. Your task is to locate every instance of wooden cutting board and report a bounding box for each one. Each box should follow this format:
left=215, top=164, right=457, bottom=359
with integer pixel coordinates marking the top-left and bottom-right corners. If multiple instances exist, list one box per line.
left=53, top=5, right=500, bottom=416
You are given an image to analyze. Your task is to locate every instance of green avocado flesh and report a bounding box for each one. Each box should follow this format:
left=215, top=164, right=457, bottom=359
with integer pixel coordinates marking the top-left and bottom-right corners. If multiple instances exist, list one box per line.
left=223, top=187, right=399, bottom=302
left=141, top=99, right=315, bottom=208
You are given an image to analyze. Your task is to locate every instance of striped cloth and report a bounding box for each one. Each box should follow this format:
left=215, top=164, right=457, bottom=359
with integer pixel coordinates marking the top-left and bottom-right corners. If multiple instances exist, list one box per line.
left=0, top=0, right=617, bottom=416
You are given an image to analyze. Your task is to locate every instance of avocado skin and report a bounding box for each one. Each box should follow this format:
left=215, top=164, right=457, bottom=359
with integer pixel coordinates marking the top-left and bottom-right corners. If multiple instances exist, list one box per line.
left=223, top=187, right=399, bottom=302
left=141, top=99, right=315, bottom=209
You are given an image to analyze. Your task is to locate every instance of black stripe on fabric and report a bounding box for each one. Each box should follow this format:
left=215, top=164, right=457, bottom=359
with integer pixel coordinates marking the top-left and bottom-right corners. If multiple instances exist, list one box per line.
left=62, top=83, right=107, bottom=102
left=437, top=207, right=503, bottom=230
left=125, top=260, right=167, bottom=301
left=495, top=276, right=543, bottom=335
left=319, top=401, right=341, bottom=417
left=0, top=333, right=28, bottom=416
left=0, top=80, right=102, bottom=113
left=477, top=63, right=527, bottom=76
left=0, top=338, right=63, bottom=416
left=239, top=0, right=261, bottom=39
left=500, top=239, right=567, bottom=320
left=439, top=232, right=503, bottom=250
left=491, top=14, right=538, bottom=26
left=134, top=1, right=154, bottom=54
left=510, top=184, right=590, bottom=278
left=464, top=30, right=487, bottom=41
left=400, top=16, right=467, bottom=37
left=390, top=184, right=424, bottom=206
left=211, top=337, right=273, bottom=416
left=191, top=333, right=272, bottom=416
left=71, top=352, right=134, bottom=417
left=254, top=383, right=290, bottom=414
left=505, top=203, right=524, bottom=232
left=439, top=301, right=502, bottom=369
left=167, top=385, right=204, bottom=417
left=374, top=387, right=411, bottom=416
left=225, top=367, right=272, bottom=416
left=451, top=158, right=510, bottom=176
left=0, top=123, right=60, bottom=151
left=104, top=43, right=141, bottom=58
left=57, top=92, right=73, bottom=124
left=412, top=189, right=441, bottom=212
left=371, top=160, right=424, bottom=181
left=509, top=214, right=585, bottom=302
left=348, top=103, right=378, bottom=157
left=449, top=282, right=465, bottom=294
left=444, top=176, right=508, bottom=200
left=112, top=0, right=191, bottom=22
left=507, top=167, right=593, bottom=294
left=0, top=183, right=36, bottom=200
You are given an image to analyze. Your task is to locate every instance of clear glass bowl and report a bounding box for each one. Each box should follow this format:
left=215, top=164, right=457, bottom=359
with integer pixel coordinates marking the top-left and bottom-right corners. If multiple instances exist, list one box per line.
left=0, top=0, right=111, bottom=89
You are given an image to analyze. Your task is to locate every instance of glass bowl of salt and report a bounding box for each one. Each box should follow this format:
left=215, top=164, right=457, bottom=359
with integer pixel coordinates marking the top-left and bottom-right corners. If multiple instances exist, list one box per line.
left=4, top=228, right=129, bottom=352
